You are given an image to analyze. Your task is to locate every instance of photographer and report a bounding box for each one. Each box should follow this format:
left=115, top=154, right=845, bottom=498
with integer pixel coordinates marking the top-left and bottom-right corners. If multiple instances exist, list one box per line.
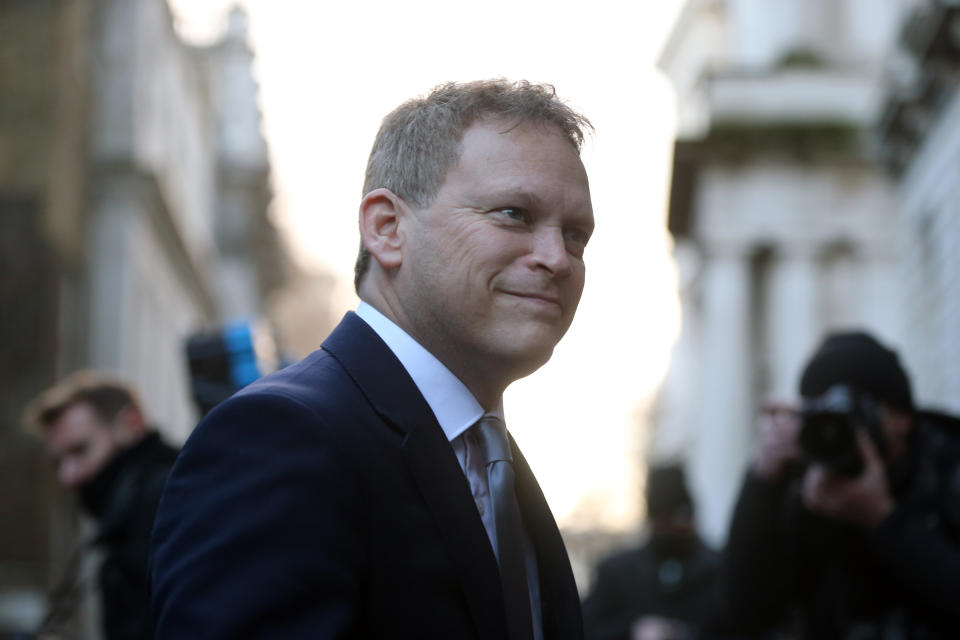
left=712, top=332, right=960, bottom=639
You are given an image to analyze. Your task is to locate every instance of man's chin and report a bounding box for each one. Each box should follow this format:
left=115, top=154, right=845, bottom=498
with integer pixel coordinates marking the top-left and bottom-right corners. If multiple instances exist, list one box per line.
left=494, top=334, right=562, bottom=379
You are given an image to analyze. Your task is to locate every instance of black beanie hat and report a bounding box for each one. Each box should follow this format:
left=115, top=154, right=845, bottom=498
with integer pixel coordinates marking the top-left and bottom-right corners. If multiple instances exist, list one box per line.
left=645, top=465, right=693, bottom=518
left=799, top=331, right=913, bottom=410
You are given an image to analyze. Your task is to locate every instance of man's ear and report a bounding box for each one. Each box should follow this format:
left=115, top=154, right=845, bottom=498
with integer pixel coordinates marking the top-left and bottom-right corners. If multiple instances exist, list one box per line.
left=111, top=405, right=147, bottom=445
left=359, top=188, right=406, bottom=272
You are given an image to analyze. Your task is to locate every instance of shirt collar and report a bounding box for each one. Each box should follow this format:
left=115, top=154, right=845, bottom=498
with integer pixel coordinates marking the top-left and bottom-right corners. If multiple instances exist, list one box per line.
left=356, top=302, right=490, bottom=441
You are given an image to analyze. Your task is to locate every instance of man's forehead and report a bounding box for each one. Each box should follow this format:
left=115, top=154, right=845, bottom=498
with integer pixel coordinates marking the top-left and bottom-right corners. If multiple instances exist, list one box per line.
left=457, top=128, right=589, bottom=190
left=460, top=117, right=578, bottom=150
left=453, top=123, right=586, bottom=179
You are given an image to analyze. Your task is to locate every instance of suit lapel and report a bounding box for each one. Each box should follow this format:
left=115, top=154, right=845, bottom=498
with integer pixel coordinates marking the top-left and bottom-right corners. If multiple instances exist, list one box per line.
left=512, top=441, right=585, bottom=640
left=400, top=424, right=508, bottom=639
left=322, top=313, right=508, bottom=639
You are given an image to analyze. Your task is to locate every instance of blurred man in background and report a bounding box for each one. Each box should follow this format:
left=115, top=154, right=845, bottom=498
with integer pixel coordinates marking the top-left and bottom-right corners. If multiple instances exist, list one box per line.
left=24, top=371, right=177, bottom=640
left=582, top=465, right=720, bottom=640
left=713, top=331, right=960, bottom=639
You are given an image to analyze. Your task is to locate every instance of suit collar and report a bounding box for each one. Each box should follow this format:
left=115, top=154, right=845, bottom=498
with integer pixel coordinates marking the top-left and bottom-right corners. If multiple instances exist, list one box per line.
left=355, top=302, right=484, bottom=441
left=322, top=312, right=434, bottom=436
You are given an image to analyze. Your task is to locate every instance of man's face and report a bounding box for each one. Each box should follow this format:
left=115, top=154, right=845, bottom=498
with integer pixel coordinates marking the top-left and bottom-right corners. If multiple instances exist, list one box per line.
left=879, top=405, right=913, bottom=464
left=44, top=402, right=121, bottom=489
left=397, top=119, right=594, bottom=392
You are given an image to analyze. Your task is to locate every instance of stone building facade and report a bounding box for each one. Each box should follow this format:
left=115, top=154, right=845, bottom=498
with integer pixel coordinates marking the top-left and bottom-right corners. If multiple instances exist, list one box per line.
left=654, top=0, right=939, bottom=544
left=0, top=0, right=287, bottom=634
left=879, top=1, right=960, bottom=416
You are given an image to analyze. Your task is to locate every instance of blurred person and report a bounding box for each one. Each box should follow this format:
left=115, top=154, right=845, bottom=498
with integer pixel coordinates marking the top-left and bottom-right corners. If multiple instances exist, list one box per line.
left=24, top=371, right=178, bottom=640
left=582, top=465, right=721, bottom=640
left=711, top=331, right=960, bottom=639
left=150, top=79, right=595, bottom=639
left=183, top=318, right=281, bottom=416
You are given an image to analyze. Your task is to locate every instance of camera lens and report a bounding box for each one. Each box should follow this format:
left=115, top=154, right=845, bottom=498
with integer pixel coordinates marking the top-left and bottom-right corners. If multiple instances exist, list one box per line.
left=799, top=412, right=862, bottom=475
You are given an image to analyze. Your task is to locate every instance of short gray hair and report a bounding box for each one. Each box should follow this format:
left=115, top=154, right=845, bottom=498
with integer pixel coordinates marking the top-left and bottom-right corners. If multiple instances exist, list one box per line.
left=354, top=79, right=592, bottom=292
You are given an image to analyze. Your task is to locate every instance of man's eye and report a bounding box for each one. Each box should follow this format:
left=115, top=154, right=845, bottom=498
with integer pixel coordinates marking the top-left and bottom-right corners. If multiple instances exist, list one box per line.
left=495, top=207, right=528, bottom=223
left=564, top=228, right=590, bottom=247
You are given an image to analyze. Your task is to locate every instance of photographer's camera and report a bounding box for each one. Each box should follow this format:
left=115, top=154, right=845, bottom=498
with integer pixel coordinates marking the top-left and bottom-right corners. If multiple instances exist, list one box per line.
left=798, top=385, right=883, bottom=476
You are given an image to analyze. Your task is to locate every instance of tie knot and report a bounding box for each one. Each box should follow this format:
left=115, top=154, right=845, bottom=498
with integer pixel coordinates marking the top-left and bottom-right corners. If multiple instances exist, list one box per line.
left=475, top=415, right=512, bottom=466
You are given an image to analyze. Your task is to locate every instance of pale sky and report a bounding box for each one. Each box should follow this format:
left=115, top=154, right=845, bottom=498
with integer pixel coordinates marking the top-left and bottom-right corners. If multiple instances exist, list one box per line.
left=169, top=0, right=684, bottom=530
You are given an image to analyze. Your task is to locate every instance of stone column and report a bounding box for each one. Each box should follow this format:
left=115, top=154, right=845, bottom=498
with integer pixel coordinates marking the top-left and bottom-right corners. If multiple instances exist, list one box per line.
left=690, top=245, right=754, bottom=546
left=764, top=245, right=820, bottom=399
left=651, top=241, right=702, bottom=461
left=86, top=174, right=135, bottom=373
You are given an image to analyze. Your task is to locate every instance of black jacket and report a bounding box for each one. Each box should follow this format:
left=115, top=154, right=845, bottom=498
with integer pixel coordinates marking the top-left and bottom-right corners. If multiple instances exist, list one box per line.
left=712, top=412, right=960, bottom=639
left=582, top=538, right=721, bottom=640
left=87, top=432, right=178, bottom=640
left=150, top=313, right=584, bottom=639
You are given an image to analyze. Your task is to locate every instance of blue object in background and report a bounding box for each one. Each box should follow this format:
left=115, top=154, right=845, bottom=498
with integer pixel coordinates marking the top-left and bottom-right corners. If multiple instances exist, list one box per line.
left=185, top=318, right=278, bottom=415
left=222, top=320, right=262, bottom=388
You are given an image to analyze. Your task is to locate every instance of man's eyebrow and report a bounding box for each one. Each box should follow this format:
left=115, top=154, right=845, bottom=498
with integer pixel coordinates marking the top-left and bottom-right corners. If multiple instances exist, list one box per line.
left=471, top=187, right=593, bottom=222
left=477, top=188, right=541, bottom=206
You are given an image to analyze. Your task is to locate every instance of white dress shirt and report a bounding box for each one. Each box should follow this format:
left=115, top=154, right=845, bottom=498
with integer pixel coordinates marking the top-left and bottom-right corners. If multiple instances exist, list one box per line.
left=356, top=302, right=543, bottom=639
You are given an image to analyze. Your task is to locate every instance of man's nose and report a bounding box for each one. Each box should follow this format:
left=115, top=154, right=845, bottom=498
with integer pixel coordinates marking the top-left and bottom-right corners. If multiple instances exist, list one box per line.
left=58, top=460, right=82, bottom=489
left=532, top=228, right=572, bottom=276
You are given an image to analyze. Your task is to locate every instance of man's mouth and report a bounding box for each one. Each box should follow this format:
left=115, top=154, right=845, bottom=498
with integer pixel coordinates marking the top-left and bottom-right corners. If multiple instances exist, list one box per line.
left=500, top=290, right=562, bottom=308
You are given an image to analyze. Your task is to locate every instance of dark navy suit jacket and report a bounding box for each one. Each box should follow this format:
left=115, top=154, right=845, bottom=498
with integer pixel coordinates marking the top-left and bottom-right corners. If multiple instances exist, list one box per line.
left=150, top=312, right=583, bottom=639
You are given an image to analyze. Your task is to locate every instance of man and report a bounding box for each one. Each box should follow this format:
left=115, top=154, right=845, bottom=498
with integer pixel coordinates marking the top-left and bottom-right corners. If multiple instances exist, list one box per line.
left=24, top=371, right=178, bottom=640
left=713, top=332, right=960, bottom=639
left=582, top=465, right=720, bottom=640
left=151, top=79, right=595, bottom=639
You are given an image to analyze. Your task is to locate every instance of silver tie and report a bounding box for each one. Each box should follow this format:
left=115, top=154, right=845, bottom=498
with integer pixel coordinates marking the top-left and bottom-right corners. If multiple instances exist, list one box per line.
left=475, top=415, right=534, bottom=640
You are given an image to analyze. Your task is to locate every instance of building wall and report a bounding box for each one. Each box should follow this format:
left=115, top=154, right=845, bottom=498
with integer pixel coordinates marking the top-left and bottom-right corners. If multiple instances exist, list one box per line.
left=90, top=0, right=218, bottom=268
left=0, top=0, right=284, bottom=634
left=656, top=0, right=913, bottom=544
left=658, top=0, right=909, bottom=138
left=895, top=71, right=960, bottom=413
left=0, top=2, right=91, bottom=631
left=85, top=169, right=210, bottom=440
left=85, top=0, right=219, bottom=436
